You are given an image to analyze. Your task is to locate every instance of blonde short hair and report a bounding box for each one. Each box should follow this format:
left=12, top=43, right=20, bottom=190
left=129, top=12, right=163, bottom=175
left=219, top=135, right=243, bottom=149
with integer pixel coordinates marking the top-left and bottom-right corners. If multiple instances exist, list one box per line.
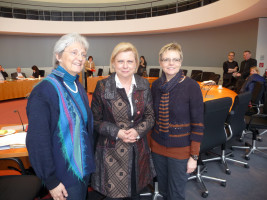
left=250, top=66, right=259, bottom=74
left=110, top=42, right=139, bottom=73
left=159, top=42, right=183, bottom=61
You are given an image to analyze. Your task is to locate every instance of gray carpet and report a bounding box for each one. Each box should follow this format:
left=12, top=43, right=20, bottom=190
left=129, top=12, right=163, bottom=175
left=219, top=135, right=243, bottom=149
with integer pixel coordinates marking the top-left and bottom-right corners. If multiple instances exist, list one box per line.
left=88, top=130, right=267, bottom=200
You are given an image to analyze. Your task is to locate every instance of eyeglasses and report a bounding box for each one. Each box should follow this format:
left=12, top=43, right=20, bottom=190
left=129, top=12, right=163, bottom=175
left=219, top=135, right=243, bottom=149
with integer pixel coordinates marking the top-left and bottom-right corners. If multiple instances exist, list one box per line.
left=64, top=50, right=87, bottom=59
left=161, top=58, right=181, bottom=64
left=228, top=54, right=235, bottom=57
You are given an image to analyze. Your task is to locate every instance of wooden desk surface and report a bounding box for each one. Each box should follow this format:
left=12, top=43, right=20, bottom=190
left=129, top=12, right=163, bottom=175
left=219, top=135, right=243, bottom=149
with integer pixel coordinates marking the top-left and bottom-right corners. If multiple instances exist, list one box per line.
left=0, top=148, right=28, bottom=159
left=0, top=79, right=42, bottom=101
left=200, top=84, right=237, bottom=103
left=0, top=124, right=28, bottom=159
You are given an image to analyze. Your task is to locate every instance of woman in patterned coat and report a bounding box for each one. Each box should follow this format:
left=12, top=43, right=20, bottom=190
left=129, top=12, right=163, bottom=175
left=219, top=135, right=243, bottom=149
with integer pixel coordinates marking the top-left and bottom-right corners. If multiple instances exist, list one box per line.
left=91, top=42, right=155, bottom=200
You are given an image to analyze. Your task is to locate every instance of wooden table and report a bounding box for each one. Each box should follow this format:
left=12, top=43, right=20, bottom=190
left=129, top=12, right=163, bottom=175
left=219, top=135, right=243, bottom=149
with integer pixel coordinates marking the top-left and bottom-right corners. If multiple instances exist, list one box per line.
left=0, top=124, right=30, bottom=170
left=0, top=124, right=28, bottom=159
left=200, top=84, right=237, bottom=103
left=0, top=79, right=42, bottom=101
left=87, top=76, right=159, bottom=93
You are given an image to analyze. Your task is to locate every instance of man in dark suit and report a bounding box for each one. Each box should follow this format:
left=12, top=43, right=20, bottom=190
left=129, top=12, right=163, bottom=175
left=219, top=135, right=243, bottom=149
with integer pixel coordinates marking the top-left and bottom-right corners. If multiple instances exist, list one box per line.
left=234, top=50, right=257, bottom=93
left=11, top=67, right=27, bottom=79
left=0, top=65, right=8, bottom=81
left=237, top=50, right=257, bottom=79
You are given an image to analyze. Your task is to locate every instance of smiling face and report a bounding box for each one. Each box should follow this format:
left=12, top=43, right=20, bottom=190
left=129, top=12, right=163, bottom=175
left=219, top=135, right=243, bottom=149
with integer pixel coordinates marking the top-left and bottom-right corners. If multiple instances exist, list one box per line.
left=56, top=42, right=86, bottom=76
left=113, top=51, right=137, bottom=80
left=160, top=50, right=182, bottom=81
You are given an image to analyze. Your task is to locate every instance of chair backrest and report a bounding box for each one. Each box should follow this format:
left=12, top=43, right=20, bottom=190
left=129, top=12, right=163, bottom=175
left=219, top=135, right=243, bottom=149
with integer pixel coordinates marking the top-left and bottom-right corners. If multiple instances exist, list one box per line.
left=149, top=68, right=160, bottom=77
left=39, top=70, right=45, bottom=77
left=226, top=92, right=252, bottom=137
left=97, top=68, right=103, bottom=76
left=200, top=97, right=232, bottom=153
left=263, top=92, right=267, bottom=114
left=201, top=72, right=215, bottom=82
left=191, top=70, right=202, bottom=81
left=251, top=81, right=264, bottom=105
left=182, top=69, right=188, bottom=76
left=212, top=74, right=220, bottom=84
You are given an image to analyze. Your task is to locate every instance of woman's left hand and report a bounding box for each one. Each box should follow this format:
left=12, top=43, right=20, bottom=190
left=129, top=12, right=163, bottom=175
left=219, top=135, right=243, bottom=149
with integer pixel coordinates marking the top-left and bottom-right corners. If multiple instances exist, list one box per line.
left=124, top=128, right=139, bottom=143
left=187, top=157, right=197, bottom=174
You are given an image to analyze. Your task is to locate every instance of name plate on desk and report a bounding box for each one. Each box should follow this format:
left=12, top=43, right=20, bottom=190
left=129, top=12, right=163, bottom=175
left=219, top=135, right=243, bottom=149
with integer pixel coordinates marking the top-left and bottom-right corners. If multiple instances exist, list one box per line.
left=205, top=95, right=215, bottom=98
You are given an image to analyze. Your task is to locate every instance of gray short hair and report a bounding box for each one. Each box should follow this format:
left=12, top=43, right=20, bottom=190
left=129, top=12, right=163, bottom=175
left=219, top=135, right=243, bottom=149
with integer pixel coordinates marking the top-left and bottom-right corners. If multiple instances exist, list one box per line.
left=52, top=33, right=89, bottom=68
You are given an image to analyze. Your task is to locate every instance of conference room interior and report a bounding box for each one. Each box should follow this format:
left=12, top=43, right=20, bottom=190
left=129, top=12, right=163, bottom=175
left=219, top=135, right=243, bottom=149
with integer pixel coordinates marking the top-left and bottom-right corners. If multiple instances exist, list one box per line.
left=1, top=0, right=267, bottom=199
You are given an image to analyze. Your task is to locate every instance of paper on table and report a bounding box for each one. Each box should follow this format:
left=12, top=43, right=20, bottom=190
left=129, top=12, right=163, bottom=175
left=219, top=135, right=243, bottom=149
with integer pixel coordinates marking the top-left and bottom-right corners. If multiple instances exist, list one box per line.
left=0, top=132, right=26, bottom=150
left=1, top=125, right=27, bottom=132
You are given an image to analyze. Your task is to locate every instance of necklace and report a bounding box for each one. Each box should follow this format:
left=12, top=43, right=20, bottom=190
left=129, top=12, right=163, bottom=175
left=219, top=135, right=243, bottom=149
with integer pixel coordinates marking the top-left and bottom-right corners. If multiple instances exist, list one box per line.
left=63, top=81, right=78, bottom=93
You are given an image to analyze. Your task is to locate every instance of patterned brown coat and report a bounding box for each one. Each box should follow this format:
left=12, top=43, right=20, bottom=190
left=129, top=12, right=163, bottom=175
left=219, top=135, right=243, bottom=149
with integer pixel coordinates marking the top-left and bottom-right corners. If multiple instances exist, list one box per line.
left=91, top=73, right=155, bottom=198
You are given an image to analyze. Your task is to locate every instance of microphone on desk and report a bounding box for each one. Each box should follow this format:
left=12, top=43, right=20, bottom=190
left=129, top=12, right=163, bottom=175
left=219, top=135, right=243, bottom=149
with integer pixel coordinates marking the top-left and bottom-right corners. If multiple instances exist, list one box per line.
left=14, top=110, right=25, bottom=132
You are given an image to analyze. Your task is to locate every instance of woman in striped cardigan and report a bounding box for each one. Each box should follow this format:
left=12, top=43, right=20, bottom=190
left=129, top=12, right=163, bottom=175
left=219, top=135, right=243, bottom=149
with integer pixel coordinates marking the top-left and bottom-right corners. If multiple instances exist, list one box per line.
left=150, top=43, right=204, bottom=200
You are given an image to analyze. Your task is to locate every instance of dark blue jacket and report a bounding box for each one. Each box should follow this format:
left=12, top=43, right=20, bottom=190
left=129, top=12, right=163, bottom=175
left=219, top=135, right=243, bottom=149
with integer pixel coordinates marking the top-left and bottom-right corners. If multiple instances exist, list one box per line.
left=26, top=70, right=95, bottom=190
left=240, top=74, right=266, bottom=93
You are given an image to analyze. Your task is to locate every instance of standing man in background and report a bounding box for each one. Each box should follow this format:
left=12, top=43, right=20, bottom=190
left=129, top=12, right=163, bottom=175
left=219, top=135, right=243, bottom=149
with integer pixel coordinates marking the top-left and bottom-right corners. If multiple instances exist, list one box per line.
left=234, top=50, right=257, bottom=93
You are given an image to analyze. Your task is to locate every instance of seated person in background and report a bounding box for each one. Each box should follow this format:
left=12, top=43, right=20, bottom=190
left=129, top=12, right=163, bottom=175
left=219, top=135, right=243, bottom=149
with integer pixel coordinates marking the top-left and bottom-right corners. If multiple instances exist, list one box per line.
left=30, top=65, right=40, bottom=78
left=11, top=67, right=27, bottom=79
left=0, top=65, right=8, bottom=81
left=240, top=66, right=266, bottom=93
left=222, top=51, right=238, bottom=88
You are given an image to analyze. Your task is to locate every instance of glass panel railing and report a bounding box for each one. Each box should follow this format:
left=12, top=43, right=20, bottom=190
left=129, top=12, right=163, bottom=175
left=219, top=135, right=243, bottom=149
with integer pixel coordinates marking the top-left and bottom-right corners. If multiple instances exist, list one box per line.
left=0, top=0, right=219, bottom=21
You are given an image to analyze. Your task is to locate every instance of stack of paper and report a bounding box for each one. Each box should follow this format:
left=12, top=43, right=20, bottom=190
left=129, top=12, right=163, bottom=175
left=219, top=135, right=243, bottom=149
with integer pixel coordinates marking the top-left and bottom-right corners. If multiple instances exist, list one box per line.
left=1, top=125, right=27, bottom=132
left=0, top=132, right=26, bottom=150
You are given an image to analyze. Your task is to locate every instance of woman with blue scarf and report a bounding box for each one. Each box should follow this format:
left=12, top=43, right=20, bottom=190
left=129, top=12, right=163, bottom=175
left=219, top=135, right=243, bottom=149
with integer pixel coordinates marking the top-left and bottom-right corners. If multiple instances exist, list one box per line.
left=26, top=33, right=95, bottom=200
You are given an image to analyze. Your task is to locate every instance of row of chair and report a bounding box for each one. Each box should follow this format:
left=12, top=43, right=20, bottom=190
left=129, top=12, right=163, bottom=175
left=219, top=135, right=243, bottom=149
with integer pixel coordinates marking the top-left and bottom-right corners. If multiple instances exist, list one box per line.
left=189, top=81, right=267, bottom=198
left=190, top=70, right=221, bottom=84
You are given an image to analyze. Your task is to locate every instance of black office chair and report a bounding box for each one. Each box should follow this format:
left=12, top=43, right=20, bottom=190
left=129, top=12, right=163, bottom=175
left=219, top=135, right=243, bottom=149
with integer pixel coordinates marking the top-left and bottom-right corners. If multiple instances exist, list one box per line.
left=191, top=70, right=202, bottom=81
left=232, top=92, right=267, bottom=160
left=188, top=97, right=232, bottom=198
left=149, top=68, right=160, bottom=77
left=239, top=82, right=265, bottom=141
left=0, top=158, right=41, bottom=200
left=39, top=70, right=45, bottom=77
left=249, top=81, right=265, bottom=114
left=97, top=68, right=103, bottom=76
left=201, top=72, right=215, bottom=82
left=203, top=92, right=251, bottom=174
left=211, top=74, right=220, bottom=85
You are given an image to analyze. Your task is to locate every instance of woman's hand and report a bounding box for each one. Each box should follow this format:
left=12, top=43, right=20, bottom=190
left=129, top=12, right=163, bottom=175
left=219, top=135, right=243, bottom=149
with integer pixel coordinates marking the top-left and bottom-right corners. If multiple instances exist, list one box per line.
left=118, top=129, right=139, bottom=143
left=186, top=157, right=197, bottom=174
left=124, top=128, right=139, bottom=143
left=49, top=182, right=68, bottom=200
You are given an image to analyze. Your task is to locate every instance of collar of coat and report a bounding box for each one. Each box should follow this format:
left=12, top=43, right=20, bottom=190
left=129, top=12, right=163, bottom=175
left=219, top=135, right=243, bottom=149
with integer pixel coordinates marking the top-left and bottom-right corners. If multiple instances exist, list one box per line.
left=104, top=73, right=148, bottom=100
